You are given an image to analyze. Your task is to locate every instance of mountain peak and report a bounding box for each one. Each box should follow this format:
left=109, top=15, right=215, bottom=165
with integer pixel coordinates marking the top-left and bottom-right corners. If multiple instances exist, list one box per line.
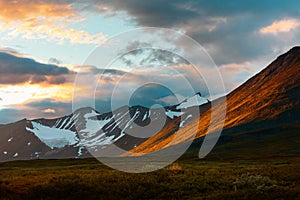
left=287, top=46, right=300, bottom=53
left=276, top=46, right=300, bottom=61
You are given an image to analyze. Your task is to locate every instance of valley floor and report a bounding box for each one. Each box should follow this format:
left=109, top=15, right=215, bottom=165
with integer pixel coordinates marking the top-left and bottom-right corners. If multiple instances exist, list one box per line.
left=0, top=157, right=299, bottom=200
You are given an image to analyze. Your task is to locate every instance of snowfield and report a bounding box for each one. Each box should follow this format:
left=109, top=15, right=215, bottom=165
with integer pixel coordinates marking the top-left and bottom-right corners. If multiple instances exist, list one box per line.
left=26, top=121, right=78, bottom=149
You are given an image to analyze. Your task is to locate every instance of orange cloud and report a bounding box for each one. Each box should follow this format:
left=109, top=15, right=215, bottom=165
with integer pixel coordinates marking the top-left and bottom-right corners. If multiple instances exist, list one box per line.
left=42, top=108, right=56, bottom=114
left=0, top=0, right=106, bottom=44
left=260, top=19, right=300, bottom=34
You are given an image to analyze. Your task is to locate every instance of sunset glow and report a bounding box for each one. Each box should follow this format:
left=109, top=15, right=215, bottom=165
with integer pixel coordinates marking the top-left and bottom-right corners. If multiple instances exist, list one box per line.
left=0, top=83, right=74, bottom=107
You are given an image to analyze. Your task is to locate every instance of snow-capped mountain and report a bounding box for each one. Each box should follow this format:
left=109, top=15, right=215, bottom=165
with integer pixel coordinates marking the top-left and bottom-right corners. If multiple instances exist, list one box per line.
left=0, top=93, right=207, bottom=162
left=1, top=47, right=299, bottom=162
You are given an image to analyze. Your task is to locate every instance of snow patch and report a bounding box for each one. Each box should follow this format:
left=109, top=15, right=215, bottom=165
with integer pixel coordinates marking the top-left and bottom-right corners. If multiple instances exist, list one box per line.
left=142, top=112, right=148, bottom=121
left=26, top=121, right=78, bottom=149
left=8, top=137, right=13, bottom=142
left=165, top=110, right=184, bottom=119
left=3, top=151, right=7, bottom=155
left=13, top=153, right=18, bottom=157
left=77, top=146, right=84, bottom=157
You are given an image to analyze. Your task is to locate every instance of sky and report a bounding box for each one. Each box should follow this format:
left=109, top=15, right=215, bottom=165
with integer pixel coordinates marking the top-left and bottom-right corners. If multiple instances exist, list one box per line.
left=0, top=0, right=299, bottom=123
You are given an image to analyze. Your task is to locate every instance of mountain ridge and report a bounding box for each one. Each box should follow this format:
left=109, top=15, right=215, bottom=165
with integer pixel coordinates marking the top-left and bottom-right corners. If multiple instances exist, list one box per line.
left=0, top=47, right=299, bottom=161
left=0, top=93, right=206, bottom=161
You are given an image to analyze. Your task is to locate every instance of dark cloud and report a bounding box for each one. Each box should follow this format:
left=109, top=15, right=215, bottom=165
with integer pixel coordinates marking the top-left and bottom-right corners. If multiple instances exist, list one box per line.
left=86, top=0, right=300, bottom=65
left=129, top=83, right=179, bottom=108
left=25, top=99, right=72, bottom=118
left=48, top=57, right=61, bottom=65
left=75, top=65, right=128, bottom=75
left=95, top=98, right=113, bottom=113
left=0, top=52, right=74, bottom=84
left=93, top=83, right=180, bottom=112
left=93, top=0, right=199, bottom=27
left=94, top=0, right=300, bottom=27
left=0, top=74, right=32, bottom=84
left=124, top=41, right=152, bottom=52
left=102, top=69, right=127, bottom=75
left=0, top=108, right=27, bottom=124
left=0, top=52, right=70, bottom=75
left=30, top=75, right=47, bottom=84
left=120, top=48, right=189, bottom=67
left=0, top=99, right=73, bottom=124
left=0, top=47, right=20, bottom=55
left=26, top=98, right=70, bottom=109
left=47, top=75, right=67, bottom=84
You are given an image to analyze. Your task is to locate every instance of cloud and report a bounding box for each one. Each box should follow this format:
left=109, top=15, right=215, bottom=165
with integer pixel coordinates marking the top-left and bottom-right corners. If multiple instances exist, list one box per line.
left=72, top=65, right=128, bottom=75
left=25, top=98, right=72, bottom=117
left=86, top=0, right=300, bottom=66
left=120, top=48, right=189, bottom=67
left=0, top=99, right=72, bottom=123
left=0, top=52, right=74, bottom=84
left=1, top=0, right=298, bottom=65
left=260, top=19, right=300, bottom=34
left=2, top=0, right=298, bottom=65
left=90, top=0, right=200, bottom=27
left=157, top=95, right=185, bottom=105
left=42, top=108, right=56, bottom=114
left=1, top=0, right=300, bottom=123
left=0, top=108, right=26, bottom=124
left=48, top=57, right=61, bottom=65
left=0, top=46, right=21, bottom=56
left=0, top=52, right=70, bottom=75
left=90, top=63, right=211, bottom=110
left=0, top=0, right=106, bottom=44
left=26, top=98, right=70, bottom=108
left=128, top=83, right=179, bottom=107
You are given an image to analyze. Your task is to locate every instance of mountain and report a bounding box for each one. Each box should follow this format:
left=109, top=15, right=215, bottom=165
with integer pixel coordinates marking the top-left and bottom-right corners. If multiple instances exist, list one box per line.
left=0, top=94, right=206, bottom=162
left=1, top=47, right=299, bottom=162
left=129, top=46, right=300, bottom=158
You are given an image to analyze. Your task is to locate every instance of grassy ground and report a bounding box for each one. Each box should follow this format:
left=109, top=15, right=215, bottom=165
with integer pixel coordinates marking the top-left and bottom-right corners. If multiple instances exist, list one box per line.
left=0, top=157, right=299, bottom=200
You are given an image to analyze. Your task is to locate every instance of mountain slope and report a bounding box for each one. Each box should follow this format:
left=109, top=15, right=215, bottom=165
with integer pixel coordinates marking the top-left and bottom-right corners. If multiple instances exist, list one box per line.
left=129, top=46, right=300, bottom=156
left=1, top=47, right=299, bottom=161
left=0, top=119, right=51, bottom=161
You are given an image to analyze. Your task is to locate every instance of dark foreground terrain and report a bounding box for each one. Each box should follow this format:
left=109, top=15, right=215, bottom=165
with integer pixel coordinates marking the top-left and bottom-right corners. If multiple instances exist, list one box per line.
left=0, top=156, right=299, bottom=200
